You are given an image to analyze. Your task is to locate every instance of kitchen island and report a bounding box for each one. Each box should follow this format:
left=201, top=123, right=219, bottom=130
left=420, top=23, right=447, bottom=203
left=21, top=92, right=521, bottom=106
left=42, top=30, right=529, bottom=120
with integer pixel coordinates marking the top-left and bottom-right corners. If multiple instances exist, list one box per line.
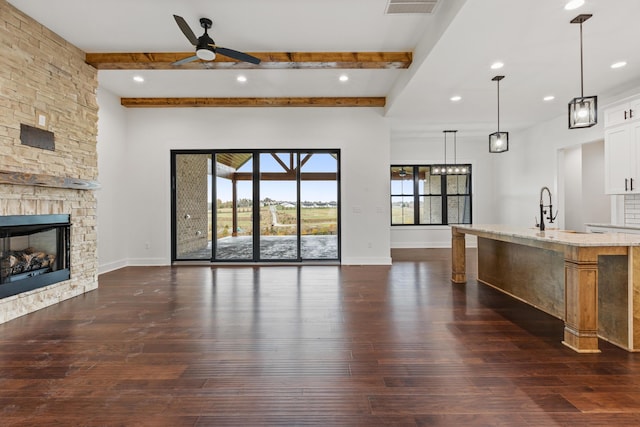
left=451, top=224, right=640, bottom=353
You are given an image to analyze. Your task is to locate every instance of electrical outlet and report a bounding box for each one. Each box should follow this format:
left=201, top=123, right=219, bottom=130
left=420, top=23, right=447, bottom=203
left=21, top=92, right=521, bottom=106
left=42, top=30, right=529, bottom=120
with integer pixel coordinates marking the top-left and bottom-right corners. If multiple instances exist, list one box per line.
left=145, top=242, right=150, bottom=249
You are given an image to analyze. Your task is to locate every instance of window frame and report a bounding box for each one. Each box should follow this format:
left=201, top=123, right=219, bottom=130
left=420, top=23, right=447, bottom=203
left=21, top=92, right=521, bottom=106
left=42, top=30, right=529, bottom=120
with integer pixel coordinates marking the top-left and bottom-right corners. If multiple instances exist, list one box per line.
left=390, top=164, right=472, bottom=226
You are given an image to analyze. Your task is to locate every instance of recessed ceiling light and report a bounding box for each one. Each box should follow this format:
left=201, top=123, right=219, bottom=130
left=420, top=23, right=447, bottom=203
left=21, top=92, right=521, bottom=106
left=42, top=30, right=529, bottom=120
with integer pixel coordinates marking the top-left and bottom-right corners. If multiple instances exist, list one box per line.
left=611, top=61, right=627, bottom=69
left=236, top=75, right=247, bottom=83
left=450, top=95, right=462, bottom=102
left=543, top=95, right=555, bottom=101
left=339, top=74, right=349, bottom=83
left=491, top=62, right=504, bottom=70
left=132, top=75, right=145, bottom=83
left=564, top=0, right=585, bottom=10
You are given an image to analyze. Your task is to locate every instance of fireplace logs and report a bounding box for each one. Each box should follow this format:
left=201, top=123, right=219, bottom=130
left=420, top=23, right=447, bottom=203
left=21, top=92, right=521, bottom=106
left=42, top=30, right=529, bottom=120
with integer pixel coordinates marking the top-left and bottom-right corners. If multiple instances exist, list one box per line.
left=2, top=247, right=56, bottom=280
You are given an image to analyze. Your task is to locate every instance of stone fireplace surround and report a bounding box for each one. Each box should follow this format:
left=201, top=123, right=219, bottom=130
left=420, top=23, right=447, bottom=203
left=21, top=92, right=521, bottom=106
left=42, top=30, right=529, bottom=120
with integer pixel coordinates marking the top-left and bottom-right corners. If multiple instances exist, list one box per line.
left=0, top=179, right=99, bottom=324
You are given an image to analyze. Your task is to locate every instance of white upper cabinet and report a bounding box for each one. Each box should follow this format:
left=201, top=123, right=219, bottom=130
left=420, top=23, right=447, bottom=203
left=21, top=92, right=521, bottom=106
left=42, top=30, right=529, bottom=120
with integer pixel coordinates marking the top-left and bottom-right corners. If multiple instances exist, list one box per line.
left=604, top=95, right=640, bottom=194
left=604, top=97, right=640, bottom=127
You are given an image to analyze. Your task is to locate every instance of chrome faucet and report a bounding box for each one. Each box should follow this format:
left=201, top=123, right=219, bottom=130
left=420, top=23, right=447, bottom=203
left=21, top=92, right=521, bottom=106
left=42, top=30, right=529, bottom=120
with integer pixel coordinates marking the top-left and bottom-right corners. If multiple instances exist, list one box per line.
left=537, top=186, right=557, bottom=231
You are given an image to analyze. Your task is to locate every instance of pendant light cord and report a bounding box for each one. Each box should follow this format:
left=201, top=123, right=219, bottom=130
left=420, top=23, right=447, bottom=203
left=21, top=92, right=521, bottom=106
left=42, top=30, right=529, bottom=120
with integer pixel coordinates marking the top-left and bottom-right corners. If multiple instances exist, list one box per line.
left=579, top=22, right=584, bottom=97
left=454, top=131, right=457, bottom=164
left=443, top=131, right=447, bottom=168
left=497, top=79, right=500, bottom=133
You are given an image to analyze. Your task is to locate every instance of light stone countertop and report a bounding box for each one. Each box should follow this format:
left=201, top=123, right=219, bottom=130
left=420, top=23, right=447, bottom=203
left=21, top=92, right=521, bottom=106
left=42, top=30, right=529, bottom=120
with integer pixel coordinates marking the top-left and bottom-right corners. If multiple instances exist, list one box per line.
left=453, top=224, right=640, bottom=247
left=585, top=223, right=640, bottom=231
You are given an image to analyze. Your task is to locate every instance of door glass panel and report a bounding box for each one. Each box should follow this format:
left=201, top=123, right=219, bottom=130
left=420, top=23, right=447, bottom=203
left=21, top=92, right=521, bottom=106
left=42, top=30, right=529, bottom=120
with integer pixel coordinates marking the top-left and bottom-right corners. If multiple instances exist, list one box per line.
left=259, top=152, right=298, bottom=260
left=390, top=166, right=415, bottom=225
left=214, top=153, right=253, bottom=260
left=419, top=167, right=442, bottom=224
left=446, top=174, right=471, bottom=224
left=300, top=153, right=338, bottom=259
left=175, top=153, right=212, bottom=260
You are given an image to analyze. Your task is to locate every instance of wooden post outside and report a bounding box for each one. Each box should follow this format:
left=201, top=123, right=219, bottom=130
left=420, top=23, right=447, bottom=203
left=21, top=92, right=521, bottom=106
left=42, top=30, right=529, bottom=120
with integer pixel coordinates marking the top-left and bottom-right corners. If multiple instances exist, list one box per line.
left=232, top=178, right=238, bottom=237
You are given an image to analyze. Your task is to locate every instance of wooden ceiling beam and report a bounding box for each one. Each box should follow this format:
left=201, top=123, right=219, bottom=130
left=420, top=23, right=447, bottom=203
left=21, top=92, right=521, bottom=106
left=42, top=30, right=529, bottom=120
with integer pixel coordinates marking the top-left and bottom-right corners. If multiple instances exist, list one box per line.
left=86, top=52, right=412, bottom=70
left=121, top=97, right=386, bottom=108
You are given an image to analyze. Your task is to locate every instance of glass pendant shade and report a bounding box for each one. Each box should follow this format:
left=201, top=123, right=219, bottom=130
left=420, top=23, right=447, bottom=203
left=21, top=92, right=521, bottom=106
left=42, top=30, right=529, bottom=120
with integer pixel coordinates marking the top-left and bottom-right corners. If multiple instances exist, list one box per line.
left=489, top=131, right=509, bottom=153
left=568, top=95, right=597, bottom=128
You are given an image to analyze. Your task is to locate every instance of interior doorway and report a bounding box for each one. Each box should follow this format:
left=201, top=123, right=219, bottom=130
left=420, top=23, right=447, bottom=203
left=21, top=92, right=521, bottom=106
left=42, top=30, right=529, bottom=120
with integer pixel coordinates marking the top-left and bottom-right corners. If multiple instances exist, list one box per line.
left=559, top=140, right=610, bottom=232
left=171, top=149, right=340, bottom=262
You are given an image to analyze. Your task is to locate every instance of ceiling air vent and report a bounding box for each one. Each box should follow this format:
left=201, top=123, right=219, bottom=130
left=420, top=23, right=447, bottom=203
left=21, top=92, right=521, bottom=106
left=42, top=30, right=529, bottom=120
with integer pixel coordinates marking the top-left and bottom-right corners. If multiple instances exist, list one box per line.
left=385, top=0, right=439, bottom=14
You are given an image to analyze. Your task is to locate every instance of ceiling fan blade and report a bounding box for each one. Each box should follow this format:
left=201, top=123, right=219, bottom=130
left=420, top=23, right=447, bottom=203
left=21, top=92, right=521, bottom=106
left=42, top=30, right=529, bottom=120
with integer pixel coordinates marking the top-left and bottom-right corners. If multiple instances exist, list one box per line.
left=173, top=15, right=198, bottom=46
left=216, top=47, right=261, bottom=65
left=172, top=55, right=199, bottom=66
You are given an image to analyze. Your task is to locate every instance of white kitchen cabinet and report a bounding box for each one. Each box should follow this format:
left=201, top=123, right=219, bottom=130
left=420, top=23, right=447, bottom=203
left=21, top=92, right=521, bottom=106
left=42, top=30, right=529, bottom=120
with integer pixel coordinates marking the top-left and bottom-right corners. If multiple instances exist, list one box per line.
left=604, top=96, right=640, bottom=194
left=604, top=97, right=640, bottom=127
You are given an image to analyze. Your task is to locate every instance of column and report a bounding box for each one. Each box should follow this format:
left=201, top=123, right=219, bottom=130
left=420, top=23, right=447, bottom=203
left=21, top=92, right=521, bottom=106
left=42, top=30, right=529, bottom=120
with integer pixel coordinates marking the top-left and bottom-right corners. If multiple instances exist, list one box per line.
left=451, top=227, right=466, bottom=284
left=563, top=247, right=600, bottom=353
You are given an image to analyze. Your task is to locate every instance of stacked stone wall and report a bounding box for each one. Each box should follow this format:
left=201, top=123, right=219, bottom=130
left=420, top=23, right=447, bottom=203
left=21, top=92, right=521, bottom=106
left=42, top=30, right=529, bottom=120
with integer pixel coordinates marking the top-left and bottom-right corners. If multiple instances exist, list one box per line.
left=0, top=0, right=99, bottom=323
left=176, top=155, right=210, bottom=256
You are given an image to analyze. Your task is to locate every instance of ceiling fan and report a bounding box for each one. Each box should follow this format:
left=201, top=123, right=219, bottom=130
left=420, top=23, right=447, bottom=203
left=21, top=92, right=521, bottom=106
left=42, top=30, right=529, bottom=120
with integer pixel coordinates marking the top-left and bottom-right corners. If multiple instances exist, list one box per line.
left=172, top=15, right=261, bottom=66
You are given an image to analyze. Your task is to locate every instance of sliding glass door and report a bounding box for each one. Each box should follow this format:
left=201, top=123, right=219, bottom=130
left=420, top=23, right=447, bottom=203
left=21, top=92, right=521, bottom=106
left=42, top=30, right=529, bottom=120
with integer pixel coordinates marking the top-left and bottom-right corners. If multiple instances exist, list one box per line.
left=259, top=152, right=299, bottom=260
left=172, top=150, right=340, bottom=262
left=300, top=152, right=338, bottom=259
left=214, top=152, right=254, bottom=260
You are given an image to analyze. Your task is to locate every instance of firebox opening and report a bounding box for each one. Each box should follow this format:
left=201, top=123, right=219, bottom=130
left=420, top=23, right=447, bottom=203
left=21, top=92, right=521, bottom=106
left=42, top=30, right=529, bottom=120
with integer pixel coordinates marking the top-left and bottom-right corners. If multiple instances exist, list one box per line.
left=0, top=214, right=71, bottom=299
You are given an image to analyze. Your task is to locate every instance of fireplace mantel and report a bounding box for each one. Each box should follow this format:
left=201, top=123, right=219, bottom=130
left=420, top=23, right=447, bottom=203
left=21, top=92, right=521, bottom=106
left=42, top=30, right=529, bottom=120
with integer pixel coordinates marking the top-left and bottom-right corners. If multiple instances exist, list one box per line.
left=0, top=170, right=99, bottom=190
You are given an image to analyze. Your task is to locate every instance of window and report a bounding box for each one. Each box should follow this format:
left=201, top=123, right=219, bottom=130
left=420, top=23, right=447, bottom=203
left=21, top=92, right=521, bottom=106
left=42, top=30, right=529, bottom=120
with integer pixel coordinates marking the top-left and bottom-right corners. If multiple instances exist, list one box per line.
left=390, top=165, right=472, bottom=225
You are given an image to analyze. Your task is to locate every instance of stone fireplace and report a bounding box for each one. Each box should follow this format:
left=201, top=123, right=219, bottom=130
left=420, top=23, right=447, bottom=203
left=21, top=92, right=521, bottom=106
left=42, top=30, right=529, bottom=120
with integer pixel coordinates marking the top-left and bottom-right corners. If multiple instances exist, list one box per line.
left=0, top=214, right=71, bottom=299
left=0, top=0, right=100, bottom=323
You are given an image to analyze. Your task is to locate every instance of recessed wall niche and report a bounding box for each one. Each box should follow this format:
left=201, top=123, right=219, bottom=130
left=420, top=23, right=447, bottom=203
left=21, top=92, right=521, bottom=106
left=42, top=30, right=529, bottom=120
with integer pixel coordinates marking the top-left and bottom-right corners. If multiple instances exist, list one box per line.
left=20, top=123, right=55, bottom=151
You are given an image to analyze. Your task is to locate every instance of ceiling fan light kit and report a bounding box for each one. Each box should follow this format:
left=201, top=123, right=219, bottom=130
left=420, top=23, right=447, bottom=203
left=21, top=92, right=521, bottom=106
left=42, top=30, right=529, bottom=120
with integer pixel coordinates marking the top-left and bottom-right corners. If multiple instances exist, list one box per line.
left=568, top=14, right=597, bottom=129
left=196, top=47, right=216, bottom=61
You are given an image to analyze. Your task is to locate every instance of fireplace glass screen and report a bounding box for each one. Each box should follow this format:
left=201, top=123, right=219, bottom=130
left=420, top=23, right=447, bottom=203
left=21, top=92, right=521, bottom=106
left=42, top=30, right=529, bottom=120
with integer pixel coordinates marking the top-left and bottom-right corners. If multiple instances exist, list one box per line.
left=0, top=214, right=70, bottom=299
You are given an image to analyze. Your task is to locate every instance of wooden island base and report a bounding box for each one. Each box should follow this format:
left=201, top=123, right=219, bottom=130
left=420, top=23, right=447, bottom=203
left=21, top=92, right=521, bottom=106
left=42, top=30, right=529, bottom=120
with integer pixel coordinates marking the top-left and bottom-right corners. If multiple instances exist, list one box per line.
left=451, top=225, right=640, bottom=353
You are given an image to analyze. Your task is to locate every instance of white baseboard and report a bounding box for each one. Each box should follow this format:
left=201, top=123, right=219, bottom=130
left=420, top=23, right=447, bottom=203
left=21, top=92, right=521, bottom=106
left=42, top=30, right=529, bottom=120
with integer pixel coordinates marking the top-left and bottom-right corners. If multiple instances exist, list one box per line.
left=341, top=256, right=392, bottom=265
left=98, top=259, right=128, bottom=275
left=127, top=257, right=170, bottom=267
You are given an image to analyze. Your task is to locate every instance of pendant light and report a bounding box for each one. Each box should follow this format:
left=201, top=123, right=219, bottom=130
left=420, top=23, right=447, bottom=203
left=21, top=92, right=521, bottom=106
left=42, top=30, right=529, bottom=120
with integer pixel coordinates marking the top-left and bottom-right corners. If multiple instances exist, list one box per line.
left=489, top=75, right=508, bottom=153
left=433, top=130, right=468, bottom=175
left=568, top=14, right=597, bottom=129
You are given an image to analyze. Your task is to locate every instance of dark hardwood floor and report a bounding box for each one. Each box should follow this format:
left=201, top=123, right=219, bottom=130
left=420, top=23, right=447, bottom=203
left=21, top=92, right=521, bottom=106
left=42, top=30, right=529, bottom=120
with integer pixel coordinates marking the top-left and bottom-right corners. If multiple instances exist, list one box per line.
left=2, top=248, right=640, bottom=426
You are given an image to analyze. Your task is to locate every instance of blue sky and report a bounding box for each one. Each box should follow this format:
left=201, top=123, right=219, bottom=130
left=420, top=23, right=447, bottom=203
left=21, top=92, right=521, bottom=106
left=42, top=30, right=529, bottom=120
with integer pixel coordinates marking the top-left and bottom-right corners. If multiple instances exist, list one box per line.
left=212, top=153, right=338, bottom=203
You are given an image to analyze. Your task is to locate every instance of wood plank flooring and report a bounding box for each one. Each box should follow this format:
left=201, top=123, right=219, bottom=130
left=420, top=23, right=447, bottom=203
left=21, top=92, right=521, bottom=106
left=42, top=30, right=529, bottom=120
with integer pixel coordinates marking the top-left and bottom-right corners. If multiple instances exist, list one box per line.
left=2, top=248, right=640, bottom=426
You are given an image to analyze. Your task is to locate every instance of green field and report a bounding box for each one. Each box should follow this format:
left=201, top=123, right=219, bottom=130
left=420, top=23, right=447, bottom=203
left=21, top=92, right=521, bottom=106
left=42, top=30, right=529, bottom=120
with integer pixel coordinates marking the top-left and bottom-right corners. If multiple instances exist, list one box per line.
left=391, top=205, right=414, bottom=225
left=214, top=206, right=337, bottom=238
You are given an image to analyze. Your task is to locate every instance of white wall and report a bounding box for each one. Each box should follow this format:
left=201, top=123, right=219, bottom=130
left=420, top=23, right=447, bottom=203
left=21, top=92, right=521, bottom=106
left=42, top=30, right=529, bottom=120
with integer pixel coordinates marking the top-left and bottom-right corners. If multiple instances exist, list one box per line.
left=97, top=102, right=392, bottom=268
left=96, top=87, right=129, bottom=273
left=389, top=133, right=495, bottom=248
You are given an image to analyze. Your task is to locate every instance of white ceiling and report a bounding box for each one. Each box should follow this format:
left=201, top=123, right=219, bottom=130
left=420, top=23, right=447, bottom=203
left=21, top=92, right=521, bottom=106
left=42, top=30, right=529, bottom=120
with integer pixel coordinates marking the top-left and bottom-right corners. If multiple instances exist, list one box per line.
left=7, top=0, right=640, bottom=134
